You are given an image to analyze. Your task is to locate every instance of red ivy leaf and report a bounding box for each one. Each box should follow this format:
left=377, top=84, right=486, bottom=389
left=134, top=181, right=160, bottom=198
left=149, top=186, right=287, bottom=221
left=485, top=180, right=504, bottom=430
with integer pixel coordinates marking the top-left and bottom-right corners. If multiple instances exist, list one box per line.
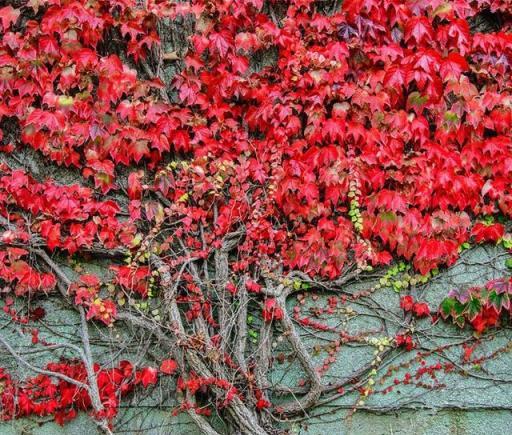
left=160, top=359, right=178, bottom=375
left=413, top=302, right=430, bottom=318
left=136, top=367, right=158, bottom=387
left=400, top=295, right=414, bottom=312
left=471, top=222, right=504, bottom=243
left=0, top=6, right=20, bottom=31
left=26, top=109, right=65, bottom=133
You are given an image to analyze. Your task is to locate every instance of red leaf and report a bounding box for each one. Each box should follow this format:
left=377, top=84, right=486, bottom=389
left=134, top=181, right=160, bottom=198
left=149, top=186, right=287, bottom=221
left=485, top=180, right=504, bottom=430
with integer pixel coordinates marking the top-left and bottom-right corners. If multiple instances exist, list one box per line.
left=72, top=49, right=98, bottom=69
left=136, top=367, right=158, bottom=387
left=246, top=279, right=261, bottom=293
left=400, top=295, right=414, bottom=312
left=40, top=221, right=61, bottom=251
left=0, top=6, right=20, bottom=31
left=440, top=53, right=469, bottom=82
left=396, top=334, right=415, bottom=351
left=404, top=16, right=434, bottom=45
left=128, top=171, right=143, bottom=200
left=383, top=64, right=409, bottom=89
left=26, top=110, right=65, bottom=133
left=160, top=359, right=178, bottom=375
left=226, top=282, right=238, bottom=295
left=256, top=398, right=271, bottom=409
left=262, top=298, right=284, bottom=323
left=413, top=302, right=430, bottom=318
left=471, top=222, right=504, bottom=243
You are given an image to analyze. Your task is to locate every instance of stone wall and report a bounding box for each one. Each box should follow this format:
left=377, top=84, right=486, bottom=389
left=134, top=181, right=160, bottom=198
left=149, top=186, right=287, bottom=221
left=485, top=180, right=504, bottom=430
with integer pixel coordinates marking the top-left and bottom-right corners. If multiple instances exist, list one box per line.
left=1, top=245, right=511, bottom=434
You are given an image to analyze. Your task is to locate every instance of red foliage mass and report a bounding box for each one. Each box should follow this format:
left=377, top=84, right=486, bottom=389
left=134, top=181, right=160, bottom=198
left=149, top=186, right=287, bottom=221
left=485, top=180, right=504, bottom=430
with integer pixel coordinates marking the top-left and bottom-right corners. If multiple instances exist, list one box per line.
left=0, top=0, right=511, bottom=427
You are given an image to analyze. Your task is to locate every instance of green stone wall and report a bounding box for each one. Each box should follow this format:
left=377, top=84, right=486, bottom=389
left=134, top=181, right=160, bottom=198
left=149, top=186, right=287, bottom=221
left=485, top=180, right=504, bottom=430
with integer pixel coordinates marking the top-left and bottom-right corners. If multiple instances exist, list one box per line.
left=1, top=246, right=511, bottom=435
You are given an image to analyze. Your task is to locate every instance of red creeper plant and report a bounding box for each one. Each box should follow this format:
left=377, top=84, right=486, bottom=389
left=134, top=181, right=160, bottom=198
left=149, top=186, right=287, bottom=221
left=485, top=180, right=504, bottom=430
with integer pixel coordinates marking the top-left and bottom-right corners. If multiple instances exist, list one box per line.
left=440, top=277, right=512, bottom=333
left=0, top=0, right=512, bottom=433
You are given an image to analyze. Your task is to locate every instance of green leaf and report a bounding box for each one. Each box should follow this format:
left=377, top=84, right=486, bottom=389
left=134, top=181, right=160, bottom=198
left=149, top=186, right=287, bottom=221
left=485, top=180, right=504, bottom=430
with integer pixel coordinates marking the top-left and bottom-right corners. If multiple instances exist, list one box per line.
left=443, top=111, right=458, bottom=122
left=454, top=315, right=466, bottom=328
left=453, top=300, right=466, bottom=316
left=488, top=291, right=505, bottom=314
left=465, top=297, right=481, bottom=321
left=482, top=215, right=495, bottom=225
left=57, top=95, right=74, bottom=107
left=408, top=91, right=429, bottom=107
left=440, top=298, right=455, bottom=319
left=379, top=211, right=397, bottom=222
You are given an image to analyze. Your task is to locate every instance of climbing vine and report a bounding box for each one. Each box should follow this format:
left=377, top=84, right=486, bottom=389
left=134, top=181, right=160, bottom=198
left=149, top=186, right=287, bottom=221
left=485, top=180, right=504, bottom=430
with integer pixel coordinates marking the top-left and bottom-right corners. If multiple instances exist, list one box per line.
left=0, top=0, right=512, bottom=433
